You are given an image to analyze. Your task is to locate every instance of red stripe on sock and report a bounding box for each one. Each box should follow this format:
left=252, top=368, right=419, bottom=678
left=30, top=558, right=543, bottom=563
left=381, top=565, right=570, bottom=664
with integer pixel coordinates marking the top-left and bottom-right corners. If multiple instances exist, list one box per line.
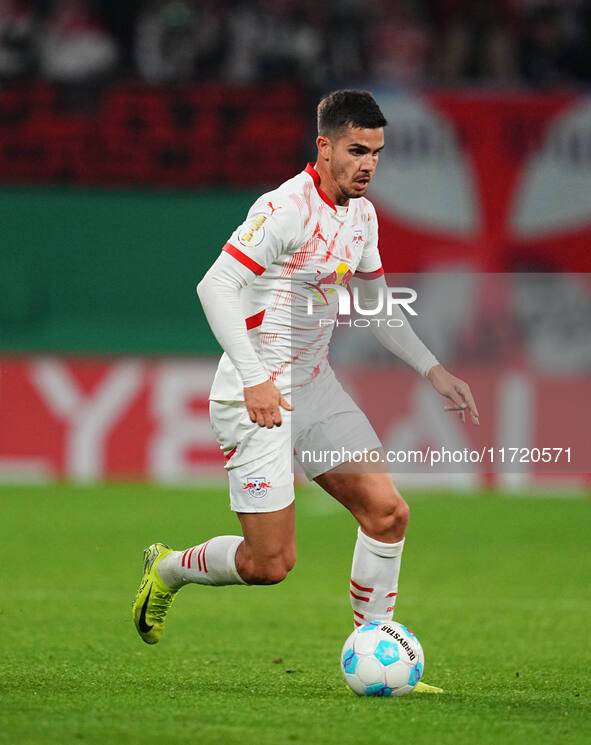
left=385, top=592, right=398, bottom=598
left=350, top=579, right=374, bottom=593
left=350, top=590, right=370, bottom=602
left=201, top=540, right=211, bottom=573
left=181, top=548, right=190, bottom=567
left=353, top=611, right=365, bottom=620
left=186, top=546, right=197, bottom=569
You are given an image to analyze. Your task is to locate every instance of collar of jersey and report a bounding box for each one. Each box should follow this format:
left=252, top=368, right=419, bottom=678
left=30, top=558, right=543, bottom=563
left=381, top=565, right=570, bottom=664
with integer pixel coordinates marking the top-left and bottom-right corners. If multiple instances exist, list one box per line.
left=304, top=162, right=342, bottom=214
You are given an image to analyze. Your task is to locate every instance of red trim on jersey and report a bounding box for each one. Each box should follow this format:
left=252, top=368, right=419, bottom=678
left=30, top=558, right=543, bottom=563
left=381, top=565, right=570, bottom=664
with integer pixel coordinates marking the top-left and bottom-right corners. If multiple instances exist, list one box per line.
left=353, top=610, right=365, bottom=620
left=350, top=579, right=374, bottom=593
left=355, top=267, right=384, bottom=280
left=181, top=547, right=191, bottom=568
left=350, top=590, right=371, bottom=603
left=354, top=620, right=362, bottom=627
left=245, top=310, right=265, bottom=330
left=385, top=592, right=398, bottom=598
left=223, top=242, right=265, bottom=275
left=224, top=446, right=237, bottom=462
left=186, top=545, right=197, bottom=569
left=304, top=162, right=337, bottom=213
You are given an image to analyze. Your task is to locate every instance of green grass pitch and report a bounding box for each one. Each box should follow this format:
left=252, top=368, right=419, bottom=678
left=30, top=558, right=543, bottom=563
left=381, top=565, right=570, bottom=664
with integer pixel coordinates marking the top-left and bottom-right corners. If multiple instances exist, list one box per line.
left=1, top=483, right=590, bottom=745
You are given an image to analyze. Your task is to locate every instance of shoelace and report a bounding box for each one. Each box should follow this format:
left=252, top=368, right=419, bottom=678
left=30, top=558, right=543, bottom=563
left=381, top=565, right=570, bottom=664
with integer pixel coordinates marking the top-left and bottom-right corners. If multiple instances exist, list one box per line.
left=149, top=587, right=175, bottom=621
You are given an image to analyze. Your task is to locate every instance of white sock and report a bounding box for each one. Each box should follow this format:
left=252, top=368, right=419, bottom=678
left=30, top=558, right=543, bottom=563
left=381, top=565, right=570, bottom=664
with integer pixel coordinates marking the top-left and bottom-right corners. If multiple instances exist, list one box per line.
left=349, top=527, right=405, bottom=627
left=157, top=535, right=246, bottom=590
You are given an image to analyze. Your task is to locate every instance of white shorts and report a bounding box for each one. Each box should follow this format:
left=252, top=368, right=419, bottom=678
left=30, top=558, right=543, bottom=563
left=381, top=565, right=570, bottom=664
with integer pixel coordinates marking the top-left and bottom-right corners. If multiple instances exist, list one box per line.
left=209, top=371, right=382, bottom=513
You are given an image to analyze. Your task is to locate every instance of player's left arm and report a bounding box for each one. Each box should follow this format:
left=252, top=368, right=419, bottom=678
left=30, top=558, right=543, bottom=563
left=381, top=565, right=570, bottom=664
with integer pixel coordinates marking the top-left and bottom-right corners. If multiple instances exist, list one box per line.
left=426, top=363, right=479, bottom=425
left=354, top=203, right=479, bottom=424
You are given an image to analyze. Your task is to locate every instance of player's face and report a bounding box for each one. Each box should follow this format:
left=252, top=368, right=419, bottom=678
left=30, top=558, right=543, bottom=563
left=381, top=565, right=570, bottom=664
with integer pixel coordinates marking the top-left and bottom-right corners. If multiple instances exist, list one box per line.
left=319, top=126, right=384, bottom=205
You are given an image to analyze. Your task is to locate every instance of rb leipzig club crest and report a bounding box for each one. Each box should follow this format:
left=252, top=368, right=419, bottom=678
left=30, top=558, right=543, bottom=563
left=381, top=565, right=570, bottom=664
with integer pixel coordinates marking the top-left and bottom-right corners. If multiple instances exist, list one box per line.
left=242, top=477, right=272, bottom=498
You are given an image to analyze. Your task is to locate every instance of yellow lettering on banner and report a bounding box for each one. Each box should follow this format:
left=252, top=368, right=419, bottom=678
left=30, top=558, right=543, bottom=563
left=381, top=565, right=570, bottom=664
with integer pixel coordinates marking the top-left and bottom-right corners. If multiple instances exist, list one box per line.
left=243, top=215, right=267, bottom=243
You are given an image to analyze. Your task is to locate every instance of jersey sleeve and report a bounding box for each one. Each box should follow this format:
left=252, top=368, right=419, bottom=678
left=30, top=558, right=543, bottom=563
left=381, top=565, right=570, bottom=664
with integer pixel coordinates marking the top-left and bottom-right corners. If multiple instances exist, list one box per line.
left=197, top=252, right=269, bottom=387
left=355, top=201, right=384, bottom=278
left=222, top=195, right=303, bottom=276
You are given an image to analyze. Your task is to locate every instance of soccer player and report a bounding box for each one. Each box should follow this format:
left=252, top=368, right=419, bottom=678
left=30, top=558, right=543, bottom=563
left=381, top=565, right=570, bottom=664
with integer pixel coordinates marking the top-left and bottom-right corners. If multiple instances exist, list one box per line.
left=132, top=90, right=479, bottom=691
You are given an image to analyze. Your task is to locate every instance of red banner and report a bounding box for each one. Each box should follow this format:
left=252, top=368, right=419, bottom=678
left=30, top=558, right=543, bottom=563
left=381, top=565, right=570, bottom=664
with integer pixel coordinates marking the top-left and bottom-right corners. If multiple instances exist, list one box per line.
left=367, top=91, right=591, bottom=273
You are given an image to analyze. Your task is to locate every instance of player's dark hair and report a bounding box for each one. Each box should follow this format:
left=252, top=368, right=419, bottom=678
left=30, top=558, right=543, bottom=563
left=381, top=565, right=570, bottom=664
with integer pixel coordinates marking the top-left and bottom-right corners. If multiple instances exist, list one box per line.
left=317, top=90, right=387, bottom=137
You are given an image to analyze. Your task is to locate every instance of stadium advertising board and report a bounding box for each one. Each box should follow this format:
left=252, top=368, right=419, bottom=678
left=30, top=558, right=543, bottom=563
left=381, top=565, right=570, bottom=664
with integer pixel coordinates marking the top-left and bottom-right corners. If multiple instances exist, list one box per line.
left=0, top=356, right=587, bottom=488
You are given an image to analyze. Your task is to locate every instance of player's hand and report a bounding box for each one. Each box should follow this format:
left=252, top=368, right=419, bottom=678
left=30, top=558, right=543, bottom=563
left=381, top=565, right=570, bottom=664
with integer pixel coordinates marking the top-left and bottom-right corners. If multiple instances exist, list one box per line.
left=244, top=379, right=293, bottom=428
left=427, top=364, right=480, bottom=425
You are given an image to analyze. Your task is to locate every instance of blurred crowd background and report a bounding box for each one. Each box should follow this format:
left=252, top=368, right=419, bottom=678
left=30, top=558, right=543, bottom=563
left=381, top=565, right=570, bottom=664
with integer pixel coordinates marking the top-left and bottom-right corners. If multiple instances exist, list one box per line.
left=2, top=0, right=591, bottom=88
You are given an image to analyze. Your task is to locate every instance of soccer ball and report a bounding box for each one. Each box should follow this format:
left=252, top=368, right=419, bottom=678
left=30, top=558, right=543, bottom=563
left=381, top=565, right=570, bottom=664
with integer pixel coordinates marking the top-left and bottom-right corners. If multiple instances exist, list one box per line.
left=341, top=620, right=424, bottom=697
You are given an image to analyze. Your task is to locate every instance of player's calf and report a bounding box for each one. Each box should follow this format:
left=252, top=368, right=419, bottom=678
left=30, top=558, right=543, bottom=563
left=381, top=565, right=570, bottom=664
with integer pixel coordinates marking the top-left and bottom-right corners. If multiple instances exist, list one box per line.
left=349, top=491, right=408, bottom=627
left=357, top=494, right=410, bottom=544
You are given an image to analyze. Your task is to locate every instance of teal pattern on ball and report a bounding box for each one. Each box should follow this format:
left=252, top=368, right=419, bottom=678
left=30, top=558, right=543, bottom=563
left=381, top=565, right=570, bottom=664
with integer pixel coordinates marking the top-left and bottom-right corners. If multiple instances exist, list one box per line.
left=366, top=683, right=393, bottom=697
left=374, top=640, right=399, bottom=666
left=408, top=661, right=424, bottom=686
left=342, top=649, right=359, bottom=674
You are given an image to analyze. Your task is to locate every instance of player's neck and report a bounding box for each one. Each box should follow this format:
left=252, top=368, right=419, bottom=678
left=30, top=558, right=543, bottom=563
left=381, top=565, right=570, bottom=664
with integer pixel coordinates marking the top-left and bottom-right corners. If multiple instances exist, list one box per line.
left=313, top=162, right=349, bottom=208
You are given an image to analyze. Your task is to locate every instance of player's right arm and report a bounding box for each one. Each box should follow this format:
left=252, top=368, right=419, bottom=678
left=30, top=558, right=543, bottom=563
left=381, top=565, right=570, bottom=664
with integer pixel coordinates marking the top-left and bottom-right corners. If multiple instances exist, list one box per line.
left=197, top=254, right=292, bottom=428
left=196, top=199, right=300, bottom=427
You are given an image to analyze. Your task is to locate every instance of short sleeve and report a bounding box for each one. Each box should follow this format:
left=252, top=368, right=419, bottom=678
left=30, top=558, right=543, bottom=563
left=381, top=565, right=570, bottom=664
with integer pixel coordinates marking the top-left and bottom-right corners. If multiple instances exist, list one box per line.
left=355, top=201, right=384, bottom=278
left=222, top=195, right=303, bottom=276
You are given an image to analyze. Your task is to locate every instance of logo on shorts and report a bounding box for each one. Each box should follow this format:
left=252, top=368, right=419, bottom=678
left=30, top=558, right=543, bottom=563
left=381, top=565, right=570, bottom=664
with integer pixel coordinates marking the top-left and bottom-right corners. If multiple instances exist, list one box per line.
left=242, top=477, right=272, bottom=498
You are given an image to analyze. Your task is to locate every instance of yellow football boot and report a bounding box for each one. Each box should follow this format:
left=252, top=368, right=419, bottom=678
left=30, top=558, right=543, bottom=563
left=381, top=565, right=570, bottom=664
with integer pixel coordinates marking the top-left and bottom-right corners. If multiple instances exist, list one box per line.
left=413, top=681, right=444, bottom=694
left=132, top=542, right=177, bottom=644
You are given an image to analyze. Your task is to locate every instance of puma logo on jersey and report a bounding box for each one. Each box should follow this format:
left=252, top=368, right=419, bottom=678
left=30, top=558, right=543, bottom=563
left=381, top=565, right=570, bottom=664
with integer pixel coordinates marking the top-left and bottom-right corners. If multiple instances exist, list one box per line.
left=267, top=201, right=282, bottom=215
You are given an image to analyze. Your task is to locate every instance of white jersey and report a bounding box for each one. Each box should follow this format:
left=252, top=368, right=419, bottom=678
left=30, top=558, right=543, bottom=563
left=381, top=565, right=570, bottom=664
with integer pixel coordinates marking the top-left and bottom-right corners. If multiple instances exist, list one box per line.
left=209, top=163, right=384, bottom=401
